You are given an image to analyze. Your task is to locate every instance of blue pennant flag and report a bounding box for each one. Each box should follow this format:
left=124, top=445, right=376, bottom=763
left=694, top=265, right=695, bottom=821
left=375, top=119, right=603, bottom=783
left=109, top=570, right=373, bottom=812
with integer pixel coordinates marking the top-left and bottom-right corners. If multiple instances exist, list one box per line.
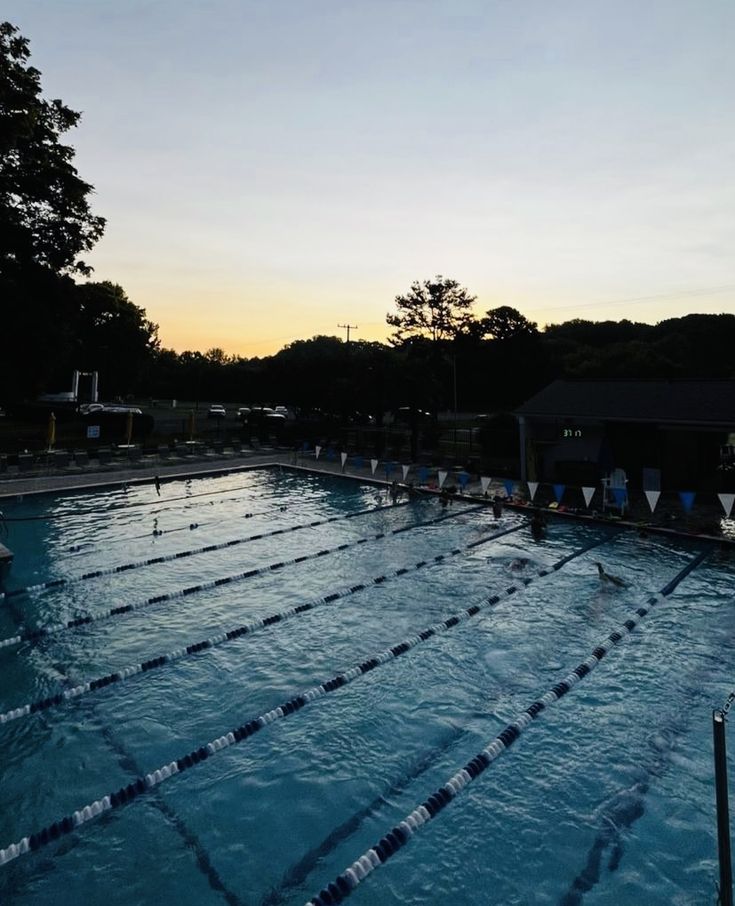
left=612, top=487, right=627, bottom=507
left=353, top=455, right=363, bottom=470
left=384, top=461, right=393, bottom=478
left=679, top=490, right=696, bottom=512
left=504, top=479, right=514, bottom=497
left=553, top=483, right=566, bottom=503
left=458, top=471, right=470, bottom=488
left=418, top=466, right=429, bottom=483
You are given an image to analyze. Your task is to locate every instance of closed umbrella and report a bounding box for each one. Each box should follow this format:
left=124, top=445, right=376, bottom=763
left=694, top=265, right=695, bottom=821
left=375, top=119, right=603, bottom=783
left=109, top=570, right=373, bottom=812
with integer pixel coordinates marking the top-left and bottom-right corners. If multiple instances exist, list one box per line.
left=125, top=409, right=134, bottom=446
left=46, top=412, right=56, bottom=451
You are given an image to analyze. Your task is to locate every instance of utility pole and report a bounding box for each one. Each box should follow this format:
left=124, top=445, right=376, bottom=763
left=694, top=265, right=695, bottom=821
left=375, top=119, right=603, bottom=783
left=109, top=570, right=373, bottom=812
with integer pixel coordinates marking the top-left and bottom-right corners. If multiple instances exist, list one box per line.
left=338, top=323, right=358, bottom=343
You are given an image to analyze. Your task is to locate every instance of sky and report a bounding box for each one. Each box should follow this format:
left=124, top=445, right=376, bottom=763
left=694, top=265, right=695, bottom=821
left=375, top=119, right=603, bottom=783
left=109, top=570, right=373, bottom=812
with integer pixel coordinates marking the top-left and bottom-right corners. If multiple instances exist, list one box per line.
left=5, top=0, right=735, bottom=356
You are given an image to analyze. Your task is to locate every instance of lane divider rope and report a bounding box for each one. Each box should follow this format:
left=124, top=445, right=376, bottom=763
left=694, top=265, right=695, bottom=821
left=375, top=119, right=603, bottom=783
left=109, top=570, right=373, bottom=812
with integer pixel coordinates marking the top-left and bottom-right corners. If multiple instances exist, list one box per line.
left=0, top=504, right=482, bottom=651
left=61, top=495, right=330, bottom=555
left=0, top=532, right=607, bottom=865
left=0, top=523, right=529, bottom=725
left=0, top=502, right=410, bottom=601
left=304, top=547, right=710, bottom=906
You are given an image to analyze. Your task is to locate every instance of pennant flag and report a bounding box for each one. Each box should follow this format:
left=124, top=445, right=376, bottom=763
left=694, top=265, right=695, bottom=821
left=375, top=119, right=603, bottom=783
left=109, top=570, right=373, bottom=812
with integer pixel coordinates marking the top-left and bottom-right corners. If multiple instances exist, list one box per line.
left=582, top=486, right=595, bottom=507
left=353, top=455, right=363, bottom=470
left=480, top=476, right=491, bottom=494
left=327, top=448, right=337, bottom=462
left=458, top=471, right=470, bottom=488
left=340, top=452, right=348, bottom=469
left=315, top=445, right=321, bottom=460
left=384, top=461, right=394, bottom=479
left=644, top=490, right=660, bottom=513
left=679, top=490, right=696, bottom=513
left=504, top=479, right=514, bottom=498
left=438, top=470, right=447, bottom=489
left=718, top=493, right=735, bottom=518
left=527, top=481, right=538, bottom=501
left=553, top=483, right=565, bottom=503
left=370, top=458, right=378, bottom=475
left=402, top=464, right=410, bottom=480
left=612, top=487, right=627, bottom=508
left=419, top=466, right=429, bottom=484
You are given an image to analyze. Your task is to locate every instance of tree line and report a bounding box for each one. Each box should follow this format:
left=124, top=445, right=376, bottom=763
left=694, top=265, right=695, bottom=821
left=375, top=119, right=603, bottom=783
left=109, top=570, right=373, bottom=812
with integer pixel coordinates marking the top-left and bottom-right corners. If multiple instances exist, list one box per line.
left=2, top=21, right=733, bottom=418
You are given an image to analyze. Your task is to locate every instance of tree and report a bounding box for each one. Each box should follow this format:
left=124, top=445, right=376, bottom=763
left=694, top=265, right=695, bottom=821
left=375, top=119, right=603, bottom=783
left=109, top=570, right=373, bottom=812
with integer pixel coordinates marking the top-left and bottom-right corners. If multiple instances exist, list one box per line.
left=0, top=21, right=105, bottom=276
left=74, top=282, right=160, bottom=397
left=386, top=276, right=478, bottom=345
left=478, top=305, right=538, bottom=340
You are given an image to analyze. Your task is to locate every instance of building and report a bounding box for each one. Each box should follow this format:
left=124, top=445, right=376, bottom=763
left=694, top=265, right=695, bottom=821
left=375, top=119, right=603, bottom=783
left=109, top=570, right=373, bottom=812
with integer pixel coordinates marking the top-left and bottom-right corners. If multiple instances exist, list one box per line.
left=515, top=380, right=735, bottom=491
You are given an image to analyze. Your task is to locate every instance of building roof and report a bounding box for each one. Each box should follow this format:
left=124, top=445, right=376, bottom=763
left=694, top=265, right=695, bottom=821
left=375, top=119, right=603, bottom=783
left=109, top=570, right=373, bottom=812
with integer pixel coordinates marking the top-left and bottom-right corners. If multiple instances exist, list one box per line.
left=516, top=380, right=735, bottom=426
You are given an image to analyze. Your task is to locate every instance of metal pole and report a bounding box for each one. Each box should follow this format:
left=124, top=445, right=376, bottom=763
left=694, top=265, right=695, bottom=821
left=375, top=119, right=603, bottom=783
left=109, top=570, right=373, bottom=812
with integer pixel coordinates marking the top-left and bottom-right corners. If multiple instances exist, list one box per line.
left=714, top=709, right=733, bottom=906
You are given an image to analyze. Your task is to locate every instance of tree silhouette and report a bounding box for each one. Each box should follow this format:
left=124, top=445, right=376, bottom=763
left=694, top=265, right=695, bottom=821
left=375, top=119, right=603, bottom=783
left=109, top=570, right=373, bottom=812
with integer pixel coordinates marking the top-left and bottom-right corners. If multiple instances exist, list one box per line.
left=386, top=276, right=477, bottom=345
left=479, top=305, right=538, bottom=340
left=0, top=21, right=105, bottom=276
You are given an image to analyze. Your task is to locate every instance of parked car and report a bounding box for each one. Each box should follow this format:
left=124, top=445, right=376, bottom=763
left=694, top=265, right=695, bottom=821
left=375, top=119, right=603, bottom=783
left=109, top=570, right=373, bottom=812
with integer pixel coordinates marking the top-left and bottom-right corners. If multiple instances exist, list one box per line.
left=207, top=404, right=226, bottom=419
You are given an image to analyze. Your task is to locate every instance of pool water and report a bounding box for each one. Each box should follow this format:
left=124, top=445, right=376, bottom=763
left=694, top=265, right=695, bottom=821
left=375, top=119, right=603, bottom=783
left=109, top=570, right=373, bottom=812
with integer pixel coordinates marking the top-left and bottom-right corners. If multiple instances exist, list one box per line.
left=0, top=466, right=732, bottom=906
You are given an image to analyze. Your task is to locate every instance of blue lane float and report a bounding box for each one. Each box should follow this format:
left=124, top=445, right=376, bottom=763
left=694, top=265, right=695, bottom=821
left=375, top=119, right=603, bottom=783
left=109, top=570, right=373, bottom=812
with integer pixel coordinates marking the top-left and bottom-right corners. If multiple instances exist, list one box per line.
left=0, top=531, right=608, bottom=865
left=304, top=548, right=710, bottom=906
left=0, top=503, right=482, bottom=651
left=0, top=502, right=410, bottom=601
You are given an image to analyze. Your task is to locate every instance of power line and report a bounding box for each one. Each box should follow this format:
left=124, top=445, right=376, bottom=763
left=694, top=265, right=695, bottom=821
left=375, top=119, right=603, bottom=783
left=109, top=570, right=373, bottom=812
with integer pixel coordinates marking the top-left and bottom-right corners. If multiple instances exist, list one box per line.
left=529, top=283, right=735, bottom=316
left=338, top=323, right=358, bottom=343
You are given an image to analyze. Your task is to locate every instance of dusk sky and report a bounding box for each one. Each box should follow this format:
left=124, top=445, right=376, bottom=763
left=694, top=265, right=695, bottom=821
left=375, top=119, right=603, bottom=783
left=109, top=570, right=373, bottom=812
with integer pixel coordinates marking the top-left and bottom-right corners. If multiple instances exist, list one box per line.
left=6, top=1, right=734, bottom=356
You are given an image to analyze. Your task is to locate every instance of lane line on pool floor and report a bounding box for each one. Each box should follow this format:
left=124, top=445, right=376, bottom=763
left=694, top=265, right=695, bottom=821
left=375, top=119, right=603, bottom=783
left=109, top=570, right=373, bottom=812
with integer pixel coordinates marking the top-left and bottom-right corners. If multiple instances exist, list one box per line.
left=0, top=521, right=526, bottom=724
left=0, top=501, right=411, bottom=600
left=303, top=547, right=710, bottom=906
left=0, top=533, right=607, bottom=865
left=0, top=503, right=481, bottom=651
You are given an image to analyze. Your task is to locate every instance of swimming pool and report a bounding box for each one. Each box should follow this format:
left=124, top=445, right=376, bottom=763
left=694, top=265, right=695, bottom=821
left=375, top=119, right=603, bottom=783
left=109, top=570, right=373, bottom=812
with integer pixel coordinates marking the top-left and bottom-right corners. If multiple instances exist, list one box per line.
left=0, top=466, right=732, bottom=905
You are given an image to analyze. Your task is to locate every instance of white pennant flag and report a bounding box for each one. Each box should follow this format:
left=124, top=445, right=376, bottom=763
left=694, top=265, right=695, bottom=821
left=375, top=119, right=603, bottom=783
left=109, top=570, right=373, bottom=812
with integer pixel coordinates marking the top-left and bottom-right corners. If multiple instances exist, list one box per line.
left=370, top=458, right=378, bottom=475
left=582, top=486, right=595, bottom=507
left=315, top=445, right=321, bottom=460
left=438, top=470, right=447, bottom=489
left=480, top=476, right=491, bottom=494
left=340, top=452, right=348, bottom=469
left=402, top=464, right=410, bottom=480
left=645, top=490, right=660, bottom=513
left=718, top=493, right=735, bottom=518
left=527, top=481, right=538, bottom=501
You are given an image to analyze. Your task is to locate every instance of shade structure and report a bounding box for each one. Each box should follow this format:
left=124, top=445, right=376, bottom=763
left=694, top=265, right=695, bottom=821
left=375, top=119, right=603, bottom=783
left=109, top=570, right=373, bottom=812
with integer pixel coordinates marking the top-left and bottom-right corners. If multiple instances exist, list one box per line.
left=46, top=412, right=56, bottom=450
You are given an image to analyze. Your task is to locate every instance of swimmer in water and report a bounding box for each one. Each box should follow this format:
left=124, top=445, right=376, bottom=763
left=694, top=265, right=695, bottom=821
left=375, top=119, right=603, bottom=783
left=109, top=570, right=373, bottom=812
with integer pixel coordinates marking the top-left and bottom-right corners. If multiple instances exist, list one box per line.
left=530, top=510, right=546, bottom=541
left=595, top=562, right=626, bottom=587
left=510, top=557, right=529, bottom=572
left=492, top=495, right=503, bottom=519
